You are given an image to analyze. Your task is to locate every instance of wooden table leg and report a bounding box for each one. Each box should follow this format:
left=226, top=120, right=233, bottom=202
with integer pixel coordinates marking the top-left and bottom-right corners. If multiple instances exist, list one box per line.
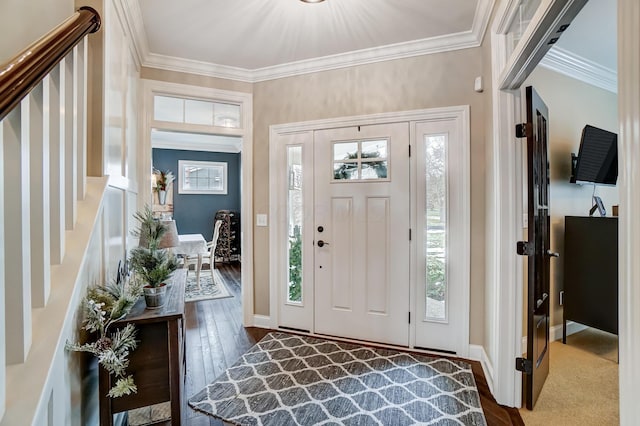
left=168, top=319, right=183, bottom=425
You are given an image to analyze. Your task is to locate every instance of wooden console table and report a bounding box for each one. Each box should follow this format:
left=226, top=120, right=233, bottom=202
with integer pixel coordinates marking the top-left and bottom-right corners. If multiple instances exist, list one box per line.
left=99, top=269, right=186, bottom=425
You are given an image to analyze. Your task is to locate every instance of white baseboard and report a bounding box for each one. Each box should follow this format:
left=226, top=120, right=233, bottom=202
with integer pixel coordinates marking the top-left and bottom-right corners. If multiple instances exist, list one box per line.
left=469, top=344, right=495, bottom=395
left=253, top=315, right=273, bottom=329
left=520, top=321, right=589, bottom=353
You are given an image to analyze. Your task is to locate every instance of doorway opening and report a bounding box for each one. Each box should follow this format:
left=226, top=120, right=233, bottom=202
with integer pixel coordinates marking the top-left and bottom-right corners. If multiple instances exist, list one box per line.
left=141, top=80, right=254, bottom=325
left=489, top=0, right=620, bottom=420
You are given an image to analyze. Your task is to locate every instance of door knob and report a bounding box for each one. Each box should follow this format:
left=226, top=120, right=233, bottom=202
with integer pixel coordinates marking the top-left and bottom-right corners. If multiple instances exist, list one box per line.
left=547, top=250, right=559, bottom=258
left=317, top=240, right=329, bottom=247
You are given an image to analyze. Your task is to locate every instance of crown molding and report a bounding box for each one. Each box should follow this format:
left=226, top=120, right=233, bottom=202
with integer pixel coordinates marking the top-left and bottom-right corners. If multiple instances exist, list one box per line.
left=122, top=0, right=494, bottom=83
left=111, top=0, right=149, bottom=70
left=539, top=46, right=617, bottom=93
left=250, top=30, right=481, bottom=82
left=144, top=52, right=255, bottom=82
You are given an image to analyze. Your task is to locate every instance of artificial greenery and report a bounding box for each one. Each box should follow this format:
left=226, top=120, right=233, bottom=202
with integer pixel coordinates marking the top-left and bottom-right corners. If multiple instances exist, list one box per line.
left=129, top=246, right=179, bottom=288
left=129, top=206, right=179, bottom=288
left=288, top=226, right=302, bottom=302
left=131, top=206, right=166, bottom=251
left=66, top=280, right=143, bottom=398
left=154, top=170, right=174, bottom=192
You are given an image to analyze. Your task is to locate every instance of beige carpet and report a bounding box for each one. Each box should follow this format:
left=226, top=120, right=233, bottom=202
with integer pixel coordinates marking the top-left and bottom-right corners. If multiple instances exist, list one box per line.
left=519, top=328, right=618, bottom=426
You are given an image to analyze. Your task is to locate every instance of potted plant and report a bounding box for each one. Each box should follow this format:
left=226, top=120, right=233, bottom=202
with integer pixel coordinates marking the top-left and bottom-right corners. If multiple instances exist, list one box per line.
left=130, top=207, right=179, bottom=308
left=154, top=170, right=174, bottom=205
left=66, top=278, right=143, bottom=398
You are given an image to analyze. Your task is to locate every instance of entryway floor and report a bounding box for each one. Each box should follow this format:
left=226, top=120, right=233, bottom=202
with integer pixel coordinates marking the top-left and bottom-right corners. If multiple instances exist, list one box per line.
left=519, top=328, right=618, bottom=425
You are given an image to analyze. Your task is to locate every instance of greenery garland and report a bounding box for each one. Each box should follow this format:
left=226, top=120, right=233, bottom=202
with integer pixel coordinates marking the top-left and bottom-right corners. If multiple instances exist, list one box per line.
left=66, top=279, right=143, bottom=398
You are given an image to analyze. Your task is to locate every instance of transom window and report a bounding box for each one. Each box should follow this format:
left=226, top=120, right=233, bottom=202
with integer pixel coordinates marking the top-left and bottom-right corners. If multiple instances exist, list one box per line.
left=154, top=95, right=241, bottom=128
left=332, top=139, right=389, bottom=181
left=178, top=160, right=228, bottom=194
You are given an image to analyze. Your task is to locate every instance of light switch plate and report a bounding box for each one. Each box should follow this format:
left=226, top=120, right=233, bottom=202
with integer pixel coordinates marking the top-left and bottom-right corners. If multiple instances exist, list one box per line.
left=256, top=214, right=268, bottom=227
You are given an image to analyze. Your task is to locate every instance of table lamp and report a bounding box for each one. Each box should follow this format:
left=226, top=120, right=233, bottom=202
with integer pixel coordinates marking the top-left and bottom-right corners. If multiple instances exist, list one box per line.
left=158, top=220, right=179, bottom=249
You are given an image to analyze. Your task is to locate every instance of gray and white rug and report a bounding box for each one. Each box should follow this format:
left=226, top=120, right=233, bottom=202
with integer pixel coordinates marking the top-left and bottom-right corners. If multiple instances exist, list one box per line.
left=189, top=332, right=487, bottom=425
left=185, top=268, right=233, bottom=302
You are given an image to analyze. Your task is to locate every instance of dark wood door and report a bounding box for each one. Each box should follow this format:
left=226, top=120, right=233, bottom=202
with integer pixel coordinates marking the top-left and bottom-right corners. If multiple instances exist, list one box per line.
left=521, top=86, right=553, bottom=410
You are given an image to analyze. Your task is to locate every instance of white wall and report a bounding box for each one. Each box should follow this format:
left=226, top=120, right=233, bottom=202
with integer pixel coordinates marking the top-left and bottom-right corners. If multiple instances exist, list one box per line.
left=524, top=65, right=619, bottom=328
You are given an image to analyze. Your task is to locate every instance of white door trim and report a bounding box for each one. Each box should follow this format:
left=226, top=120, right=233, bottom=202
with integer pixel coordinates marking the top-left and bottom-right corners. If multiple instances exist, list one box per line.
left=140, top=80, right=254, bottom=326
left=486, top=0, right=524, bottom=406
left=269, top=106, right=470, bottom=352
left=617, top=1, right=640, bottom=423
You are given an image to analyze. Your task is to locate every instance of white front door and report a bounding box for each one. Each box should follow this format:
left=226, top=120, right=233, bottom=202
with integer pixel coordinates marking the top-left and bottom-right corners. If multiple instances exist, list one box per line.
left=313, top=123, right=411, bottom=346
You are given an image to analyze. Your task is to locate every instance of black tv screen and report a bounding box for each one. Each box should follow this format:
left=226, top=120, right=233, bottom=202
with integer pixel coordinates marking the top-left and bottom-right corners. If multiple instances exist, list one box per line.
left=574, top=125, right=617, bottom=185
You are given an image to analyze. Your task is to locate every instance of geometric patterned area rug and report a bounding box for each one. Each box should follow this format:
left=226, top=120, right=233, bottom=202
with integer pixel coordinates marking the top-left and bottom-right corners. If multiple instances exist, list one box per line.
left=189, top=332, right=487, bottom=425
left=185, top=268, right=233, bottom=303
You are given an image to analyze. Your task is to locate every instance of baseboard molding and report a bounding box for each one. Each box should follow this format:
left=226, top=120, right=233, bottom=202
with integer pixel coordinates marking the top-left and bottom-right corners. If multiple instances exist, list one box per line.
left=468, top=344, right=495, bottom=395
left=520, top=321, right=589, bottom=353
left=252, top=315, right=273, bottom=329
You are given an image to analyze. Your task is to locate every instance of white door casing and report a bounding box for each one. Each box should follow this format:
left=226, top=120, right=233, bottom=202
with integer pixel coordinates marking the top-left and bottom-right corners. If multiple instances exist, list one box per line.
left=314, top=123, right=411, bottom=347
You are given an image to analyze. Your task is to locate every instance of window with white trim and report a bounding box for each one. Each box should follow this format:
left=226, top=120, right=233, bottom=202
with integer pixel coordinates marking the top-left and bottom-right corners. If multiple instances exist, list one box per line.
left=178, top=160, right=228, bottom=194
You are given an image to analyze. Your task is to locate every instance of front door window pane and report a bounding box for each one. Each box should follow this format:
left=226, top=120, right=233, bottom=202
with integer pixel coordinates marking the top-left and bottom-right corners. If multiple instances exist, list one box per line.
left=287, top=146, right=303, bottom=303
left=332, top=139, right=389, bottom=181
left=425, top=134, right=447, bottom=320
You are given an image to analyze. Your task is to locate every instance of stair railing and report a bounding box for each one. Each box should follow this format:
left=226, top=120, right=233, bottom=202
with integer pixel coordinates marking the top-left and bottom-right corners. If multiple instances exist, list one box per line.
left=0, top=7, right=100, bottom=122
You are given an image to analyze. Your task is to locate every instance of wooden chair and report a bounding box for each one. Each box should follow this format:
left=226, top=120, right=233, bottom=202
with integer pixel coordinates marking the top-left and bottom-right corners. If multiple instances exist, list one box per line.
left=184, top=220, right=223, bottom=287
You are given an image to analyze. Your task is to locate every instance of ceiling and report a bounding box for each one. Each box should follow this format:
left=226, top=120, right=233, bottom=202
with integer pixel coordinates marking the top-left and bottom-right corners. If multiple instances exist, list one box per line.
left=554, top=0, right=616, bottom=71
left=541, top=0, right=617, bottom=93
left=139, top=0, right=617, bottom=153
left=132, top=0, right=492, bottom=82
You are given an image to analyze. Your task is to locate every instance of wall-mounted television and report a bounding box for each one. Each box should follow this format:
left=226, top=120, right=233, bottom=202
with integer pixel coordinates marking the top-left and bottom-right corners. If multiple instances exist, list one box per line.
left=570, top=125, right=618, bottom=186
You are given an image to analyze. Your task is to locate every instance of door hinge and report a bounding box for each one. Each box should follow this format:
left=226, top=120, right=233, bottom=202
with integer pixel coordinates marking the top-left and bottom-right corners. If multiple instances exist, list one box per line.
left=517, top=241, right=534, bottom=256
left=515, top=357, right=533, bottom=374
left=409, top=145, right=412, bottom=157
left=408, top=312, right=411, bottom=324
left=409, top=229, right=412, bottom=241
left=515, top=123, right=530, bottom=138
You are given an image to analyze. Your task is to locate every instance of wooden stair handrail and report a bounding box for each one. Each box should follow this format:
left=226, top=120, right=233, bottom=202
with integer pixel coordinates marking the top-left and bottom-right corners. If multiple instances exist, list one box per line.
left=0, top=7, right=101, bottom=122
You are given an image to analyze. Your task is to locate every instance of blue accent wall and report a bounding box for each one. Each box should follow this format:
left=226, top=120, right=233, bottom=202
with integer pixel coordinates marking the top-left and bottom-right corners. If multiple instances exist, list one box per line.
left=152, top=149, right=241, bottom=241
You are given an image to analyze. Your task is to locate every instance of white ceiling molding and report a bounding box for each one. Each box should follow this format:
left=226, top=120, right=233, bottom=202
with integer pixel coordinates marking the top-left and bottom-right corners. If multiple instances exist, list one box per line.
left=121, top=0, right=494, bottom=83
left=249, top=30, right=481, bottom=82
left=471, top=0, right=495, bottom=45
left=144, top=52, right=255, bottom=82
left=112, top=0, right=149, bottom=70
left=540, top=46, right=617, bottom=93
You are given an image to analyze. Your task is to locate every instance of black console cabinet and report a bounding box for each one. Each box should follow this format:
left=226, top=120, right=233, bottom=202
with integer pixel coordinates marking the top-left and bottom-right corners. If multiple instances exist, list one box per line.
left=563, top=216, right=618, bottom=342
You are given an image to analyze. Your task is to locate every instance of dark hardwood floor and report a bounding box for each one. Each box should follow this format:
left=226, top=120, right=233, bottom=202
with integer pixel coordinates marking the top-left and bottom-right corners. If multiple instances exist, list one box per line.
left=183, top=263, right=523, bottom=426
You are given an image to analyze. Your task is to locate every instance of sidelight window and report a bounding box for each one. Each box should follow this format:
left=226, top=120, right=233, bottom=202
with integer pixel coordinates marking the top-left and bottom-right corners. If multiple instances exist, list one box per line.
left=425, top=134, right=447, bottom=320
left=287, top=146, right=303, bottom=303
